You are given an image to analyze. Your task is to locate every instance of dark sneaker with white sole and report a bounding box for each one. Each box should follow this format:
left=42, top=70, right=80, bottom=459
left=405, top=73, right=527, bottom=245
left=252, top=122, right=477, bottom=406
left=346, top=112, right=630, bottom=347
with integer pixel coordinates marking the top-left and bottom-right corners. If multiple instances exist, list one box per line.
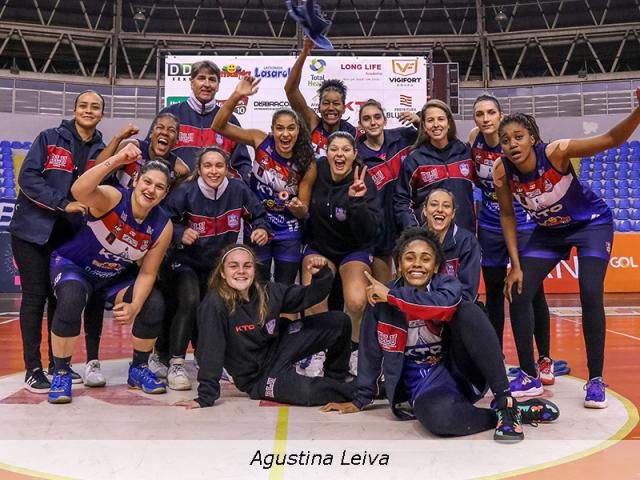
left=24, top=368, right=51, bottom=394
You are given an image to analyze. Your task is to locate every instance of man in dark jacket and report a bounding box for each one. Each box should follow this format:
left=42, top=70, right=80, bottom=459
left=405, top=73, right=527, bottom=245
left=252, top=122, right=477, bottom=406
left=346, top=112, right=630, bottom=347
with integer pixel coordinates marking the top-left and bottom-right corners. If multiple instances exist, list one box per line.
left=157, top=60, right=252, bottom=180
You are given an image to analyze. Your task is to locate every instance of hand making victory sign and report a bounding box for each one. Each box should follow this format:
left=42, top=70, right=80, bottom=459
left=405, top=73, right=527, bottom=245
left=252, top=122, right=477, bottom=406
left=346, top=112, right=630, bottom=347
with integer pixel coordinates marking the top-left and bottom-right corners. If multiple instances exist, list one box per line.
left=348, top=165, right=368, bottom=197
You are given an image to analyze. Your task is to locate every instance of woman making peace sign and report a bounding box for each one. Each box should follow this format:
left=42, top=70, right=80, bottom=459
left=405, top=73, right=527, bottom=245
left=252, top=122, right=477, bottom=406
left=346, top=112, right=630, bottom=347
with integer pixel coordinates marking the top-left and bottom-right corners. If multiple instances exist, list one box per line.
left=302, top=132, right=381, bottom=355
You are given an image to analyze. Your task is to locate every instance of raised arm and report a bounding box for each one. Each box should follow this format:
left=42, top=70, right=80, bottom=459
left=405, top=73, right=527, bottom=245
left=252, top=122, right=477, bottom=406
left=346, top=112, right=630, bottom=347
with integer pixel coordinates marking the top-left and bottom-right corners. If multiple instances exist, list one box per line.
left=94, top=123, right=140, bottom=165
left=71, top=142, right=142, bottom=216
left=211, top=76, right=266, bottom=150
left=493, top=159, right=522, bottom=302
left=546, top=87, right=640, bottom=170
left=280, top=262, right=334, bottom=313
left=284, top=37, right=320, bottom=131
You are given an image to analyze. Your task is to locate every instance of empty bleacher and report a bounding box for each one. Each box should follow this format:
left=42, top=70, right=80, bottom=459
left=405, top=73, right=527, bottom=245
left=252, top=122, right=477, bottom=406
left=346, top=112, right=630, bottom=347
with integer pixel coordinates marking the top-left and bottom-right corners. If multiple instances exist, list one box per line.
left=579, top=140, right=640, bottom=232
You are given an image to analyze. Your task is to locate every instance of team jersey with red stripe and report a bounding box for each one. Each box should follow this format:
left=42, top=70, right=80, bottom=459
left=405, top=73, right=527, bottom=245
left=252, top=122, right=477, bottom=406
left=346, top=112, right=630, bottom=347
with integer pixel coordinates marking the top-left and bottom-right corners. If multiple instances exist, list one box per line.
left=113, top=139, right=181, bottom=189
left=358, top=126, right=416, bottom=256
left=250, top=135, right=303, bottom=240
left=502, top=143, right=612, bottom=229
left=472, top=132, right=534, bottom=232
left=311, top=119, right=356, bottom=157
left=53, top=188, right=169, bottom=280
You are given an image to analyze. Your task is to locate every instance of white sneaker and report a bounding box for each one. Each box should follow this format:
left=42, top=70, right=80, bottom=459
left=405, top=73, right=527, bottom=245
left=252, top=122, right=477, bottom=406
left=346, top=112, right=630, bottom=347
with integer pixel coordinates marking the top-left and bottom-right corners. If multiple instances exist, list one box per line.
left=349, top=350, right=358, bottom=376
left=167, top=358, right=192, bottom=391
left=148, top=352, right=168, bottom=378
left=84, top=360, right=106, bottom=387
left=296, top=352, right=326, bottom=377
left=220, top=367, right=234, bottom=383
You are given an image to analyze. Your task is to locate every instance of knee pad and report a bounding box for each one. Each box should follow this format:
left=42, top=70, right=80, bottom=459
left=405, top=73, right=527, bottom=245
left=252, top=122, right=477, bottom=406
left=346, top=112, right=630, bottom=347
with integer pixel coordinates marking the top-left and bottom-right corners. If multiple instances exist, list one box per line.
left=51, top=281, right=88, bottom=337
left=132, top=288, right=165, bottom=339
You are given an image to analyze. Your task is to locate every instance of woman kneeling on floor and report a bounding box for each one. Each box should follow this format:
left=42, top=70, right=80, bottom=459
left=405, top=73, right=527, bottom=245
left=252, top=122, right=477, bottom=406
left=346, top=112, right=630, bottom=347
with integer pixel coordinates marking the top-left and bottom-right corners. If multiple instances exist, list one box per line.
left=321, top=228, right=559, bottom=442
left=48, top=144, right=173, bottom=404
left=174, top=244, right=354, bottom=409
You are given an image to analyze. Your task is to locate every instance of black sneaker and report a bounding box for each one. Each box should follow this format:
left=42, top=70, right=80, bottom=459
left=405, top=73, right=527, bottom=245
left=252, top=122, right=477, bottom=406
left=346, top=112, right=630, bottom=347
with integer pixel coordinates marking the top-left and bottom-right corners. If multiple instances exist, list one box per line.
left=494, top=396, right=525, bottom=443
left=24, top=368, right=51, bottom=394
left=518, top=398, right=560, bottom=424
left=48, top=365, right=83, bottom=384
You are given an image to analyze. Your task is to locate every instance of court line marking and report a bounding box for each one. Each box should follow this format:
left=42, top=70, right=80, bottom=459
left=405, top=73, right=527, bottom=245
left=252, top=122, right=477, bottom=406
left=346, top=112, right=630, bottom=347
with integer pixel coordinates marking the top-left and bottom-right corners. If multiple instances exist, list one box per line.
left=268, top=406, right=289, bottom=480
left=0, top=461, right=78, bottom=480
left=474, top=377, right=639, bottom=480
left=0, top=318, right=18, bottom=325
left=557, top=317, right=640, bottom=341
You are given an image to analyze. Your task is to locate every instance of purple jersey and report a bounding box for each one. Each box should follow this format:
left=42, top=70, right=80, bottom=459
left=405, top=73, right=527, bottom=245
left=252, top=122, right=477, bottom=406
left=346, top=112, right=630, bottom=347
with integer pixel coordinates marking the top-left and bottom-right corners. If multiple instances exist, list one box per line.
left=114, top=139, right=181, bottom=189
left=249, top=135, right=301, bottom=240
left=472, top=132, right=534, bottom=231
left=502, top=143, right=612, bottom=228
left=53, top=188, right=169, bottom=280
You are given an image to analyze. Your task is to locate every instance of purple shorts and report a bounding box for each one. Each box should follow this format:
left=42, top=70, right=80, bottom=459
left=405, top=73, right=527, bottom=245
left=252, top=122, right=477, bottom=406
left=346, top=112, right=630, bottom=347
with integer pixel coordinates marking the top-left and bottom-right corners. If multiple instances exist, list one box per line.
left=50, top=255, right=135, bottom=309
left=522, top=222, right=614, bottom=262
left=478, top=227, right=536, bottom=268
left=302, top=246, right=373, bottom=268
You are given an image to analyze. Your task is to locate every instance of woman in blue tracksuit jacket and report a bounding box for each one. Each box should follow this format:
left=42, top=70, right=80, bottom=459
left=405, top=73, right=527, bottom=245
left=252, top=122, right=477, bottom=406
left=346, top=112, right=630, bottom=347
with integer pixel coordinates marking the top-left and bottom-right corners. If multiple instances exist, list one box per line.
left=321, top=228, right=559, bottom=442
left=422, top=188, right=481, bottom=303
left=9, top=90, right=106, bottom=392
left=155, top=147, right=272, bottom=389
left=394, top=99, right=475, bottom=233
left=357, top=99, right=417, bottom=283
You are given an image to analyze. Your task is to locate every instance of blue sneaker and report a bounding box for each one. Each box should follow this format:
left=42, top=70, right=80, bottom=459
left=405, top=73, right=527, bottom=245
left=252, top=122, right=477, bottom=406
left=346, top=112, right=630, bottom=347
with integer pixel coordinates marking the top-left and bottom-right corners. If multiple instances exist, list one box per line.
left=584, top=377, right=608, bottom=409
left=509, top=369, right=544, bottom=398
left=128, top=364, right=166, bottom=394
left=47, top=369, right=72, bottom=404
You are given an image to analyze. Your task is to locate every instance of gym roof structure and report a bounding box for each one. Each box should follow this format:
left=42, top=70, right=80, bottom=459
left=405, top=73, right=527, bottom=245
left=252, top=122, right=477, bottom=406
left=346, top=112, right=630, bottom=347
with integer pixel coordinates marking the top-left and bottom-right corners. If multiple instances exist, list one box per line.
left=0, top=0, right=638, bottom=86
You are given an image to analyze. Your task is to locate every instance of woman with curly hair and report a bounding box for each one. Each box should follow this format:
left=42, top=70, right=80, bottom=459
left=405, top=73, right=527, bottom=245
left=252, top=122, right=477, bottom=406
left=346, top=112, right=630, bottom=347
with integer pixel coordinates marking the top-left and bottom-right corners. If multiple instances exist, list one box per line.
left=213, top=76, right=316, bottom=284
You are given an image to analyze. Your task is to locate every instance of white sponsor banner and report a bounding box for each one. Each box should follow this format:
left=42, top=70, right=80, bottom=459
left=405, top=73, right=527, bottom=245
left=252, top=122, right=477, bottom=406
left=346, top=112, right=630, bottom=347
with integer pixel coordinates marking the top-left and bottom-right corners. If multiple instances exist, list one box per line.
left=164, top=55, right=428, bottom=130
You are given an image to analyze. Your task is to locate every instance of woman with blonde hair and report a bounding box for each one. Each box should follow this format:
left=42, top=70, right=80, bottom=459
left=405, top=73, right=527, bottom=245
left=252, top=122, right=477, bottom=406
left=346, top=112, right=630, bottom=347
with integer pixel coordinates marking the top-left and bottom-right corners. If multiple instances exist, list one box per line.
left=174, top=244, right=353, bottom=409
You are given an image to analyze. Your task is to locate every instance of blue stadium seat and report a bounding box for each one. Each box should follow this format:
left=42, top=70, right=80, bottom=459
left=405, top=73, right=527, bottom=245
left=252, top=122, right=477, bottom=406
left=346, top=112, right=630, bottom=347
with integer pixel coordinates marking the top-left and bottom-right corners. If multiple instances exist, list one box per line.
left=618, top=220, right=631, bottom=232
left=632, top=199, right=640, bottom=209
left=632, top=188, right=640, bottom=198
left=2, top=158, right=13, bottom=168
left=589, top=171, right=602, bottom=181
left=631, top=209, right=640, bottom=220
left=603, top=189, right=615, bottom=199
left=591, top=180, right=603, bottom=190
left=617, top=187, right=630, bottom=198
left=603, top=179, right=615, bottom=189
left=634, top=221, right=640, bottom=232
left=4, top=187, right=16, bottom=198
left=10, top=141, right=21, bottom=149
left=605, top=198, right=616, bottom=209
left=604, top=170, right=615, bottom=180
left=619, top=198, right=631, bottom=209
left=592, top=162, right=604, bottom=172
left=631, top=180, right=640, bottom=189
left=630, top=170, right=640, bottom=180
left=23, top=141, right=32, bottom=150
left=3, top=178, right=14, bottom=188
left=3, top=169, right=14, bottom=179
left=604, top=162, right=615, bottom=170
left=591, top=188, right=602, bottom=197
left=0, top=141, right=10, bottom=148
left=619, top=179, right=630, bottom=189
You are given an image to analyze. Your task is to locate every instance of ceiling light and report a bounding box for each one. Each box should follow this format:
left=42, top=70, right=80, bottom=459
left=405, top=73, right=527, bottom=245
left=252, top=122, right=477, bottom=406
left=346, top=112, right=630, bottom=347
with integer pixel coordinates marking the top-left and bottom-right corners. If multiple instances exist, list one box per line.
left=495, top=9, right=508, bottom=23
left=133, top=9, right=146, bottom=22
